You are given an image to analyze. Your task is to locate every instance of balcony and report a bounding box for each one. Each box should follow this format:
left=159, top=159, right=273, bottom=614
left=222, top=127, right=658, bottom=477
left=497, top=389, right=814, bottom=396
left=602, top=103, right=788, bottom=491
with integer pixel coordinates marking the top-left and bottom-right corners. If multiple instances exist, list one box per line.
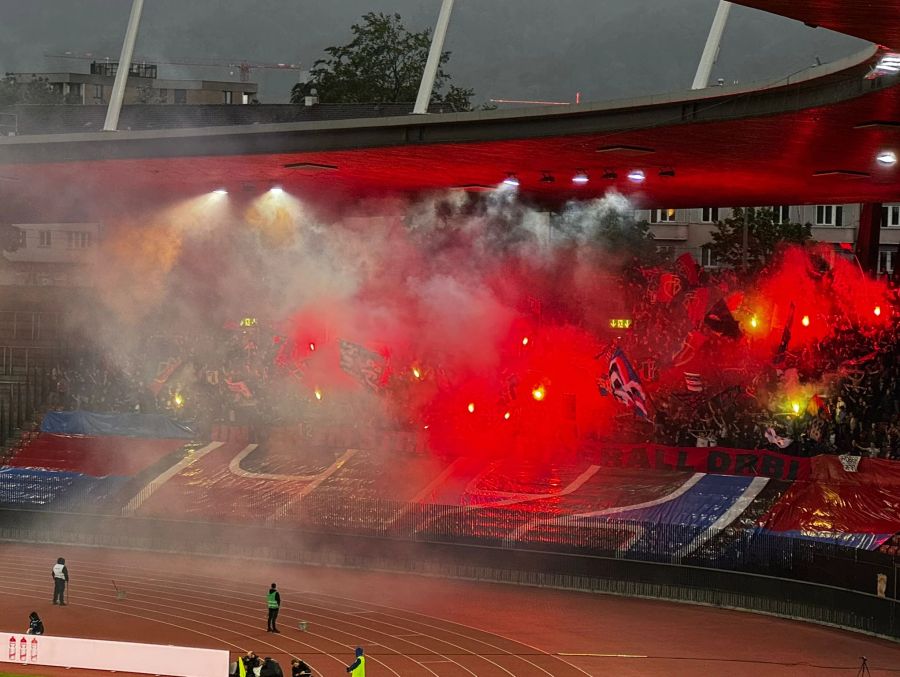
left=648, top=223, right=689, bottom=241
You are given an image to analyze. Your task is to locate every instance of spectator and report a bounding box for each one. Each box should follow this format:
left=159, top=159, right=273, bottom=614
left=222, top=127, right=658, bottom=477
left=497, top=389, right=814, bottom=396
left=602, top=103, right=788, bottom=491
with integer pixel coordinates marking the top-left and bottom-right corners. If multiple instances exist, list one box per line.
left=259, top=657, right=284, bottom=677
left=291, top=658, right=312, bottom=677
left=26, top=611, right=43, bottom=635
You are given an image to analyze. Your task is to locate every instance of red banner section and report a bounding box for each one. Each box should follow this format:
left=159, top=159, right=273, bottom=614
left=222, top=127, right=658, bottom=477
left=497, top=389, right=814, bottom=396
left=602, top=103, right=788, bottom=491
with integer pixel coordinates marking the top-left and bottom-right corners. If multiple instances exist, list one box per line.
left=588, top=444, right=810, bottom=481
left=758, top=455, right=900, bottom=537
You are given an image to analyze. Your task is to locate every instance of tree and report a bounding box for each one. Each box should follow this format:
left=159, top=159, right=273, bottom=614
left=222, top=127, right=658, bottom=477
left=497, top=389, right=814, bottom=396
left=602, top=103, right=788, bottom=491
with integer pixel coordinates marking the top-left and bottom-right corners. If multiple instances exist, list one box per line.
left=708, top=207, right=812, bottom=269
left=291, top=12, right=475, bottom=111
left=0, top=75, right=67, bottom=105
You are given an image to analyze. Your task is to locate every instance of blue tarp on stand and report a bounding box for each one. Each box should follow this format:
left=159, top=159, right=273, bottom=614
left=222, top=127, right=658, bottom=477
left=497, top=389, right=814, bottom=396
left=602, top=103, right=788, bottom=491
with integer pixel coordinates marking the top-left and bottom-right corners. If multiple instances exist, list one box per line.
left=41, top=411, right=194, bottom=439
left=0, top=467, right=128, bottom=509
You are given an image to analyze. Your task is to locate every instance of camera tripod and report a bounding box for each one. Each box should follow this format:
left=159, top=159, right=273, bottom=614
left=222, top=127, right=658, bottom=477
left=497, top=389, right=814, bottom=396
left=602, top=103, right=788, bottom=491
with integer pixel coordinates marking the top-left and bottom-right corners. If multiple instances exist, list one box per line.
left=857, top=656, right=871, bottom=677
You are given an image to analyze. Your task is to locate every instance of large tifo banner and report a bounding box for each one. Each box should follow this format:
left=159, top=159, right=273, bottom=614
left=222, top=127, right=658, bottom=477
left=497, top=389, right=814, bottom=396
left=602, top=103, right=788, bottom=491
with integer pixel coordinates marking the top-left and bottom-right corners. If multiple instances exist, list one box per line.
left=587, top=443, right=810, bottom=481
left=41, top=411, right=194, bottom=439
left=2, top=632, right=228, bottom=677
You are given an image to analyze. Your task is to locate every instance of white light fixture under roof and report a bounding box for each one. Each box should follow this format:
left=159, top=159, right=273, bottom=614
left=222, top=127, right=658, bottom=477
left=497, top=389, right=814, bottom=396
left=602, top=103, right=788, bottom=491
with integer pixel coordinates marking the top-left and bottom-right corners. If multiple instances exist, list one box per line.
left=212, top=187, right=228, bottom=195
left=626, top=169, right=646, bottom=183
left=572, top=170, right=589, bottom=185
left=269, top=185, right=285, bottom=194
left=876, top=150, right=897, bottom=166
left=867, top=52, right=900, bottom=79
left=502, top=173, right=520, bottom=187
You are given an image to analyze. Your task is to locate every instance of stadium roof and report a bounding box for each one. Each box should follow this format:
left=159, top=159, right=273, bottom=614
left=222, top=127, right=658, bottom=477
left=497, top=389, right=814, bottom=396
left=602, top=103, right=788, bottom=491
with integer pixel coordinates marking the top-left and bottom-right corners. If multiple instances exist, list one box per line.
left=734, top=0, right=900, bottom=49
left=0, top=46, right=897, bottom=219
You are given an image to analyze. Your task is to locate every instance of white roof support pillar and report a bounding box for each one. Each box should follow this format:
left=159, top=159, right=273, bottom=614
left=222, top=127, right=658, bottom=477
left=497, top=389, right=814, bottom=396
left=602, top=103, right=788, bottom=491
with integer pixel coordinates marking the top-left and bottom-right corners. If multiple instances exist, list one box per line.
left=103, top=0, right=145, bottom=131
left=692, top=0, right=732, bottom=90
left=413, top=0, right=455, bottom=114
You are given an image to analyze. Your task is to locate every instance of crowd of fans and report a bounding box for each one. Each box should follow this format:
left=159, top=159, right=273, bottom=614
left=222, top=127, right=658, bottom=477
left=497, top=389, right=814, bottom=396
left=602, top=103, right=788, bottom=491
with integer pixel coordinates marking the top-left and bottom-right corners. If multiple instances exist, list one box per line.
left=39, top=249, right=900, bottom=463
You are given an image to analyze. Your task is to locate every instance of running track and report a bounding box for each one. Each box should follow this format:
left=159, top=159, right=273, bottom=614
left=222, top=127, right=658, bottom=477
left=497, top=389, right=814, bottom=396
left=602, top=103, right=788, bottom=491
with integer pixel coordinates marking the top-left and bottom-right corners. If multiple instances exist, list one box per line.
left=1, top=544, right=899, bottom=676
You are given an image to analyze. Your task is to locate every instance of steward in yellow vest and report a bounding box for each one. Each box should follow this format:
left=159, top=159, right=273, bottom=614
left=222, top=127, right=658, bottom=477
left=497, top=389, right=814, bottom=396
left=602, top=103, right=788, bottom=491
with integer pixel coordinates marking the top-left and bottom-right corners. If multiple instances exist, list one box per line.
left=345, top=647, right=365, bottom=676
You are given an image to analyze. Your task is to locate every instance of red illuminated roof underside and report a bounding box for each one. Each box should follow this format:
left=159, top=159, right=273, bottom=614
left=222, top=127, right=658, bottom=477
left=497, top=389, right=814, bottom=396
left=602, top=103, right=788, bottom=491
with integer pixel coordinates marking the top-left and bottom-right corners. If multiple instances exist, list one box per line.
left=0, top=47, right=897, bottom=219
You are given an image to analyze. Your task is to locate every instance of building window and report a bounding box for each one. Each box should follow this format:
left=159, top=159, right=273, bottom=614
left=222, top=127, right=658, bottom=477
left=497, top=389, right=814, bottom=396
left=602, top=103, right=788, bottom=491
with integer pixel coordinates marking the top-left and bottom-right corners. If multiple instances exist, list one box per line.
left=242, top=92, right=251, bottom=105
left=16, top=229, right=27, bottom=249
left=650, top=208, right=677, bottom=223
left=38, top=230, right=52, bottom=247
left=700, top=245, right=719, bottom=268
left=158, top=88, right=168, bottom=102
left=815, top=205, right=843, bottom=227
left=701, top=207, right=719, bottom=223
left=174, top=89, right=187, bottom=104
left=882, top=205, right=900, bottom=227
left=770, top=205, right=790, bottom=222
left=879, top=250, right=894, bottom=275
left=655, top=245, right=674, bottom=258
left=223, top=90, right=233, bottom=104
left=67, top=231, right=92, bottom=249
left=93, top=84, right=103, bottom=100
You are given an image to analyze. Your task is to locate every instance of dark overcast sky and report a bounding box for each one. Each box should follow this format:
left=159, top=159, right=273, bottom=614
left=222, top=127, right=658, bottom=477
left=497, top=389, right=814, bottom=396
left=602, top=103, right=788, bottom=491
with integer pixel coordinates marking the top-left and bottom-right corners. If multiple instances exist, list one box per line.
left=0, top=1, right=867, bottom=105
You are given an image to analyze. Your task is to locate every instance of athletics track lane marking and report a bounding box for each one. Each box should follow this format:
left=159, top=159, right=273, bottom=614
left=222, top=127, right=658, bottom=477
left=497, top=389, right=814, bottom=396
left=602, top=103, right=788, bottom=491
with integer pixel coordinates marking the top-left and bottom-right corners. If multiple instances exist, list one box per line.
left=0, top=550, right=586, bottom=676
left=0, top=556, right=484, bottom=677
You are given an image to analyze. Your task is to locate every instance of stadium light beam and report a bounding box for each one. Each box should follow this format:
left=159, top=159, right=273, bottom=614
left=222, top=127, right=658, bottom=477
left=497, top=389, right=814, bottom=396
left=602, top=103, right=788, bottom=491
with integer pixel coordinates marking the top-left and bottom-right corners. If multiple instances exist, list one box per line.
left=572, top=170, right=589, bottom=185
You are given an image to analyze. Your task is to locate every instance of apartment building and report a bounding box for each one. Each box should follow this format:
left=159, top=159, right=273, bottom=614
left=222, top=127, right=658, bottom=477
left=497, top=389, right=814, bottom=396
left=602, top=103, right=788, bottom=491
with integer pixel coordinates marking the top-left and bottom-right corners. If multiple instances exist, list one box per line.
left=9, top=61, right=257, bottom=106
left=639, top=204, right=900, bottom=276
left=1, top=222, right=100, bottom=287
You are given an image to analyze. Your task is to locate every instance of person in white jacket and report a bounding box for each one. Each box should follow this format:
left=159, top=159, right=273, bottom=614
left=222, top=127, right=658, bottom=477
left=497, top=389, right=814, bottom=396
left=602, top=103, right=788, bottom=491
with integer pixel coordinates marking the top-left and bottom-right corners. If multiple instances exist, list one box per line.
left=51, top=557, right=69, bottom=605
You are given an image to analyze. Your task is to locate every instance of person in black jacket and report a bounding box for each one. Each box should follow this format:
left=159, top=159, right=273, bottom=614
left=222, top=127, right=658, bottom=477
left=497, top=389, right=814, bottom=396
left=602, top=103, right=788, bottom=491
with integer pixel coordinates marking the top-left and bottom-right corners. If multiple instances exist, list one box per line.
left=26, top=611, right=44, bottom=635
left=290, top=658, right=312, bottom=677
left=259, top=656, right=283, bottom=677
left=242, top=650, right=261, bottom=674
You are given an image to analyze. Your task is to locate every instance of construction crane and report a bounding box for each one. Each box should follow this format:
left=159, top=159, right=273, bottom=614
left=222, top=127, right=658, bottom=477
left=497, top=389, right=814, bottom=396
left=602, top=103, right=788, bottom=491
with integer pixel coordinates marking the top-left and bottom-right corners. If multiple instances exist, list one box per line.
left=45, top=51, right=302, bottom=82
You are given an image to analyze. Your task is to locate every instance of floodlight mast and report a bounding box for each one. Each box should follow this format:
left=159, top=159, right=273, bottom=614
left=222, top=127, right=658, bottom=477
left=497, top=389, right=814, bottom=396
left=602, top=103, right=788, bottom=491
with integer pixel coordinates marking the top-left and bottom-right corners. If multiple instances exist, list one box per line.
left=104, top=0, right=144, bottom=131
left=692, top=0, right=732, bottom=90
left=413, top=0, right=455, bottom=114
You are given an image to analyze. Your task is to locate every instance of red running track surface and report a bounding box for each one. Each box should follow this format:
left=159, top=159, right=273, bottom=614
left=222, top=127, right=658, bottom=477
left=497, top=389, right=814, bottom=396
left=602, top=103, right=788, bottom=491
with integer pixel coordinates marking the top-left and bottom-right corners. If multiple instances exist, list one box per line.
left=0, top=543, right=899, bottom=676
left=6, top=434, right=187, bottom=477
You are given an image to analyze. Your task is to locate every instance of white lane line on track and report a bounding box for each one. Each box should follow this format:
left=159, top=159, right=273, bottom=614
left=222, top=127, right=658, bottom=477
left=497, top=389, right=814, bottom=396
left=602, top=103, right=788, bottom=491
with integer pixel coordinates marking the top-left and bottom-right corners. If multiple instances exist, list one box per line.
left=0, top=553, right=573, bottom=677
left=1, top=552, right=587, bottom=676
left=306, top=591, right=593, bottom=677
left=0, top=561, right=459, bottom=677
left=0, top=569, right=386, bottom=676
left=1, top=550, right=589, bottom=676
left=0, top=587, right=245, bottom=652
left=121, top=441, right=223, bottom=516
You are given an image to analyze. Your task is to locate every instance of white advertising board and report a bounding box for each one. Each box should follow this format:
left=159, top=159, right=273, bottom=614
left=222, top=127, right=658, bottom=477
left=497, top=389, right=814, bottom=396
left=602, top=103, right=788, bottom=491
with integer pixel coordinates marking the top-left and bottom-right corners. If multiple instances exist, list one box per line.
left=2, top=632, right=228, bottom=677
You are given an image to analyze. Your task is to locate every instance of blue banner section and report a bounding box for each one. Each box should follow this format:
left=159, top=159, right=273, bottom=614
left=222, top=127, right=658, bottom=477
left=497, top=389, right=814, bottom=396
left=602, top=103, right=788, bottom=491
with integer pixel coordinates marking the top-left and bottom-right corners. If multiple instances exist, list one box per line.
left=0, top=467, right=128, bottom=509
left=598, top=474, right=756, bottom=555
left=41, top=411, right=194, bottom=439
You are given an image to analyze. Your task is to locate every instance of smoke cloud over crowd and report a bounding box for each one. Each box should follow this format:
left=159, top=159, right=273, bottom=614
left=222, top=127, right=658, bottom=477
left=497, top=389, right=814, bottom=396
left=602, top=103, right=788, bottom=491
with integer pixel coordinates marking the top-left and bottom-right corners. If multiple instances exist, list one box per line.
left=63, top=185, right=894, bottom=459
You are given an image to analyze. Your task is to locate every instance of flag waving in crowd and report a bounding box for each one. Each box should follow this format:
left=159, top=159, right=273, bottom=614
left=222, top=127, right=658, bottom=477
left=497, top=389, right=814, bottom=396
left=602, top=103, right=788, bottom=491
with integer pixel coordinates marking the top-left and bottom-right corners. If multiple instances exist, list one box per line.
left=339, top=340, right=388, bottom=391
left=606, top=348, right=651, bottom=418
